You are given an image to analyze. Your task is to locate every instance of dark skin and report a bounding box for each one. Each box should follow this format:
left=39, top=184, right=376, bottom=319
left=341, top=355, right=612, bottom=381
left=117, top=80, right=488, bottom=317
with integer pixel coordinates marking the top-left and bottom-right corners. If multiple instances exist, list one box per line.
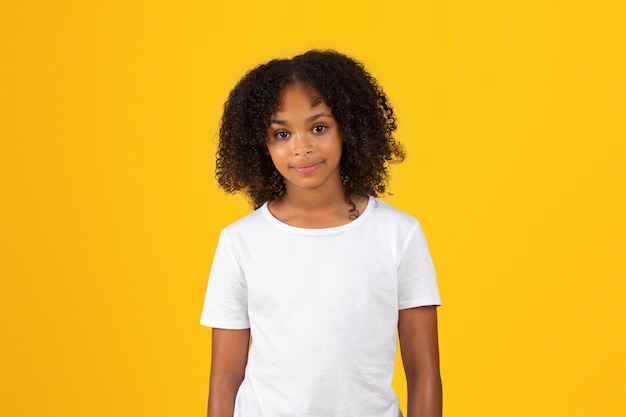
left=208, top=85, right=441, bottom=416
left=399, top=306, right=443, bottom=417
left=207, top=328, right=249, bottom=417
left=207, top=307, right=441, bottom=417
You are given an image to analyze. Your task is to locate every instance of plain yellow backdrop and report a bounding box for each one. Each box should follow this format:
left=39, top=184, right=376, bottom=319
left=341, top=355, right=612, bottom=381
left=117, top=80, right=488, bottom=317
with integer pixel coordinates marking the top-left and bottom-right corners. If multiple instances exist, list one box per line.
left=1, top=1, right=624, bottom=416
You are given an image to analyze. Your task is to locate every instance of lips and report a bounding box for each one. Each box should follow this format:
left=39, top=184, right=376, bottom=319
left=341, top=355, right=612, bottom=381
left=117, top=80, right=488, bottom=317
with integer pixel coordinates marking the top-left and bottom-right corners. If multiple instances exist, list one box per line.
left=292, top=162, right=322, bottom=174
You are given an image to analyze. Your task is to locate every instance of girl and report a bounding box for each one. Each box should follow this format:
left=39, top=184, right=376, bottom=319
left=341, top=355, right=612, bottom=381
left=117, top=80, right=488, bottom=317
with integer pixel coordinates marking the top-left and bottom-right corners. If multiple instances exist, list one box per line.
left=201, top=50, right=442, bottom=417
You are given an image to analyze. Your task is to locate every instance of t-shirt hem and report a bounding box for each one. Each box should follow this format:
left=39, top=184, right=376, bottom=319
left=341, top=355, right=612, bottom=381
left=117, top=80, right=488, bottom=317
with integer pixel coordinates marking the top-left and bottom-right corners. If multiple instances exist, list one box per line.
left=200, top=318, right=250, bottom=329
left=398, top=298, right=442, bottom=310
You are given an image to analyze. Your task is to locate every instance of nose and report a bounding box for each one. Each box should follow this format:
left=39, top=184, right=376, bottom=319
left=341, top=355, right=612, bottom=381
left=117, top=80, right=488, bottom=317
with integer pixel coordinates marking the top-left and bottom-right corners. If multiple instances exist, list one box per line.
left=292, top=132, right=313, bottom=155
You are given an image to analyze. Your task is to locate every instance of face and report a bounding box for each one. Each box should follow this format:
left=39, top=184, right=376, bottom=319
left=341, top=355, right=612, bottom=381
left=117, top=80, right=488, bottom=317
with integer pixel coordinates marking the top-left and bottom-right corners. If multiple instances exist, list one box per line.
left=266, top=82, right=343, bottom=195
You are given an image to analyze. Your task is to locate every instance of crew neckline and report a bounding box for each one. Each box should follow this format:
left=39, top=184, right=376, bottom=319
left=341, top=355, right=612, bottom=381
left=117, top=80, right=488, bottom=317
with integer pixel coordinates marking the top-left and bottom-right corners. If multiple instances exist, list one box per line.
left=261, top=195, right=376, bottom=235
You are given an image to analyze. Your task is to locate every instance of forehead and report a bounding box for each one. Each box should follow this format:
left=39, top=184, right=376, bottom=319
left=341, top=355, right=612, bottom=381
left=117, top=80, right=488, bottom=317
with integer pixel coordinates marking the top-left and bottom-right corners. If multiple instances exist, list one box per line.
left=275, top=82, right=325, bottom=111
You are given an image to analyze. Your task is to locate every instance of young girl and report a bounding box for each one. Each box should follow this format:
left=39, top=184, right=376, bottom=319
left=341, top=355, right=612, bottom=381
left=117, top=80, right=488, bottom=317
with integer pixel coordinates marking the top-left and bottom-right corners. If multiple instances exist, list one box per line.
left=201, top=50, right=442, bottom=417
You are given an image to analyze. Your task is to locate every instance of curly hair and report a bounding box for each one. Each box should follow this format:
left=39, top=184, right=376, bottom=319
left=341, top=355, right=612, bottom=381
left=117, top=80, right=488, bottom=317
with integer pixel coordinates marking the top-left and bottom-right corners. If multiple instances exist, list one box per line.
left=216, top=49, right=405, bottom=209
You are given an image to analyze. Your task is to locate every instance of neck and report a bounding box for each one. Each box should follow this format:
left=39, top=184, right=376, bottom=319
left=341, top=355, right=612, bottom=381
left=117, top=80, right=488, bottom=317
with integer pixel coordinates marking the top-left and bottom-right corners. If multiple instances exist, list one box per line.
left=281, top=184, right=347, bottom=212
left=268, top=181, right=359, bottom=228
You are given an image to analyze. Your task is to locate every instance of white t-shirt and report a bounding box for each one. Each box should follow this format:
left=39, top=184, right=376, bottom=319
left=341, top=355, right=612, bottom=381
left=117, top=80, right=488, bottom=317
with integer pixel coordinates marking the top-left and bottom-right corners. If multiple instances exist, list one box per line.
left=201, top=196, right=441, bottom=417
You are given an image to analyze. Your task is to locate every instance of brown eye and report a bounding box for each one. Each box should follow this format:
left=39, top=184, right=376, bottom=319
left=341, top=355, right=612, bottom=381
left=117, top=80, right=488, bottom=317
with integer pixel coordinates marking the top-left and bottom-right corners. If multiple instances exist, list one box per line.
left=274, top=130, right=290, bottom=140
left=312, top=125, right=327, bottom=134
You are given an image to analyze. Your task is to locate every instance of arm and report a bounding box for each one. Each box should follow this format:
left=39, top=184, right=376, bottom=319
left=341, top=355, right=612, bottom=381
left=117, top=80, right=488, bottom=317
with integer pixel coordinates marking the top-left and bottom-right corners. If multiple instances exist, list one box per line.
left=207, top=328, right=250, bottom=417
left=398, top=306, right=442, bottom=417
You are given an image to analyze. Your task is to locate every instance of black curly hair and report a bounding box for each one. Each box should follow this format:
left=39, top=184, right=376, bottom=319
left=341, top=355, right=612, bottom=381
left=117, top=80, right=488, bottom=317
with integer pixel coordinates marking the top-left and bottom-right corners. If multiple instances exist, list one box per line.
left=216, top=49, right=405, bottom=209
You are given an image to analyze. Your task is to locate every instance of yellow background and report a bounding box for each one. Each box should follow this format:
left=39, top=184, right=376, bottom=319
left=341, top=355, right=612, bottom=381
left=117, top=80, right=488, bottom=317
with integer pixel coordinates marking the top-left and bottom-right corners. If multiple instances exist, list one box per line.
left=1, top=1, right=624, bottom=416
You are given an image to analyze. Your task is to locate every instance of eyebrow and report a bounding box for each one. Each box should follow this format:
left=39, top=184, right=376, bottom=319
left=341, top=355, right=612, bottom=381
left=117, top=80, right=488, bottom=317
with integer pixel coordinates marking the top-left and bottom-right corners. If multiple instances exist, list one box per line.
left=269, top=113, right=334, bottom=125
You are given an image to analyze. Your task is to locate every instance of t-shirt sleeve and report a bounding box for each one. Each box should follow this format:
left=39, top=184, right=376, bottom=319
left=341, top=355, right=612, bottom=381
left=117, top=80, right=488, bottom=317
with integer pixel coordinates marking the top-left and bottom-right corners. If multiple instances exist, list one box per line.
left=397, top=221, right=441, bottom=309
left=200, top=230, right=250, bottom=329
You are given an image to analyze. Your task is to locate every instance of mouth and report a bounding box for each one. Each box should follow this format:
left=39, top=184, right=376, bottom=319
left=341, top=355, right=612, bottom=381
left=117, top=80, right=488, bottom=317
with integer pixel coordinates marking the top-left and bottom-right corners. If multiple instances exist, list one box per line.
left=291, top=162, right=321, bottom=174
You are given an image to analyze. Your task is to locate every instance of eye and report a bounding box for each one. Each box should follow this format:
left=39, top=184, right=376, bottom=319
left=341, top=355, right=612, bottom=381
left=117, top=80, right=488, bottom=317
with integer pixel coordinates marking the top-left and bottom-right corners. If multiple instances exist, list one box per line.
left=274, top=130, right=290, bottom=140
left=312, top=124, right=327, bottom=134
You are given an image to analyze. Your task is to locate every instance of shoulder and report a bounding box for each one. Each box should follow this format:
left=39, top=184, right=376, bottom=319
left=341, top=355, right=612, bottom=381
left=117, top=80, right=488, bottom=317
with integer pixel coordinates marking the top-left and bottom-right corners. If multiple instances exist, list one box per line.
left=219, top=204, right=269, bottom=238
left=369, top=198, right=421, bottom=230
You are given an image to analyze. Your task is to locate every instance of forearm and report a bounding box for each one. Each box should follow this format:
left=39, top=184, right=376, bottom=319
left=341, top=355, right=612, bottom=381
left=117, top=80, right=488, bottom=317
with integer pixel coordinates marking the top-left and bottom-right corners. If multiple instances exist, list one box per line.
left=406, top=373, right=442, bottom=417
left=207, top=380, right=240, bottom=417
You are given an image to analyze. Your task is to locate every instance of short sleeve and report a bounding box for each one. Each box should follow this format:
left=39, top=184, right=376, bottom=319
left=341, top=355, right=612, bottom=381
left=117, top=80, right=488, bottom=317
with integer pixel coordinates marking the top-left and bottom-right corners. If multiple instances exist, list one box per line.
left=200, top=230, right=250, bottom=329
left=397, top=221, right=441, bottom=309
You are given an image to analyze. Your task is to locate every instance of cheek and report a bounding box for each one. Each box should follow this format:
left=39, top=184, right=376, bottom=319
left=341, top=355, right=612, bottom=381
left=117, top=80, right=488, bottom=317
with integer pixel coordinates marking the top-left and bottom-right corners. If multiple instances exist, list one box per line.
left=330, top=139, right=344, bottom=158
left=265, top=146, right=286, bottom=170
